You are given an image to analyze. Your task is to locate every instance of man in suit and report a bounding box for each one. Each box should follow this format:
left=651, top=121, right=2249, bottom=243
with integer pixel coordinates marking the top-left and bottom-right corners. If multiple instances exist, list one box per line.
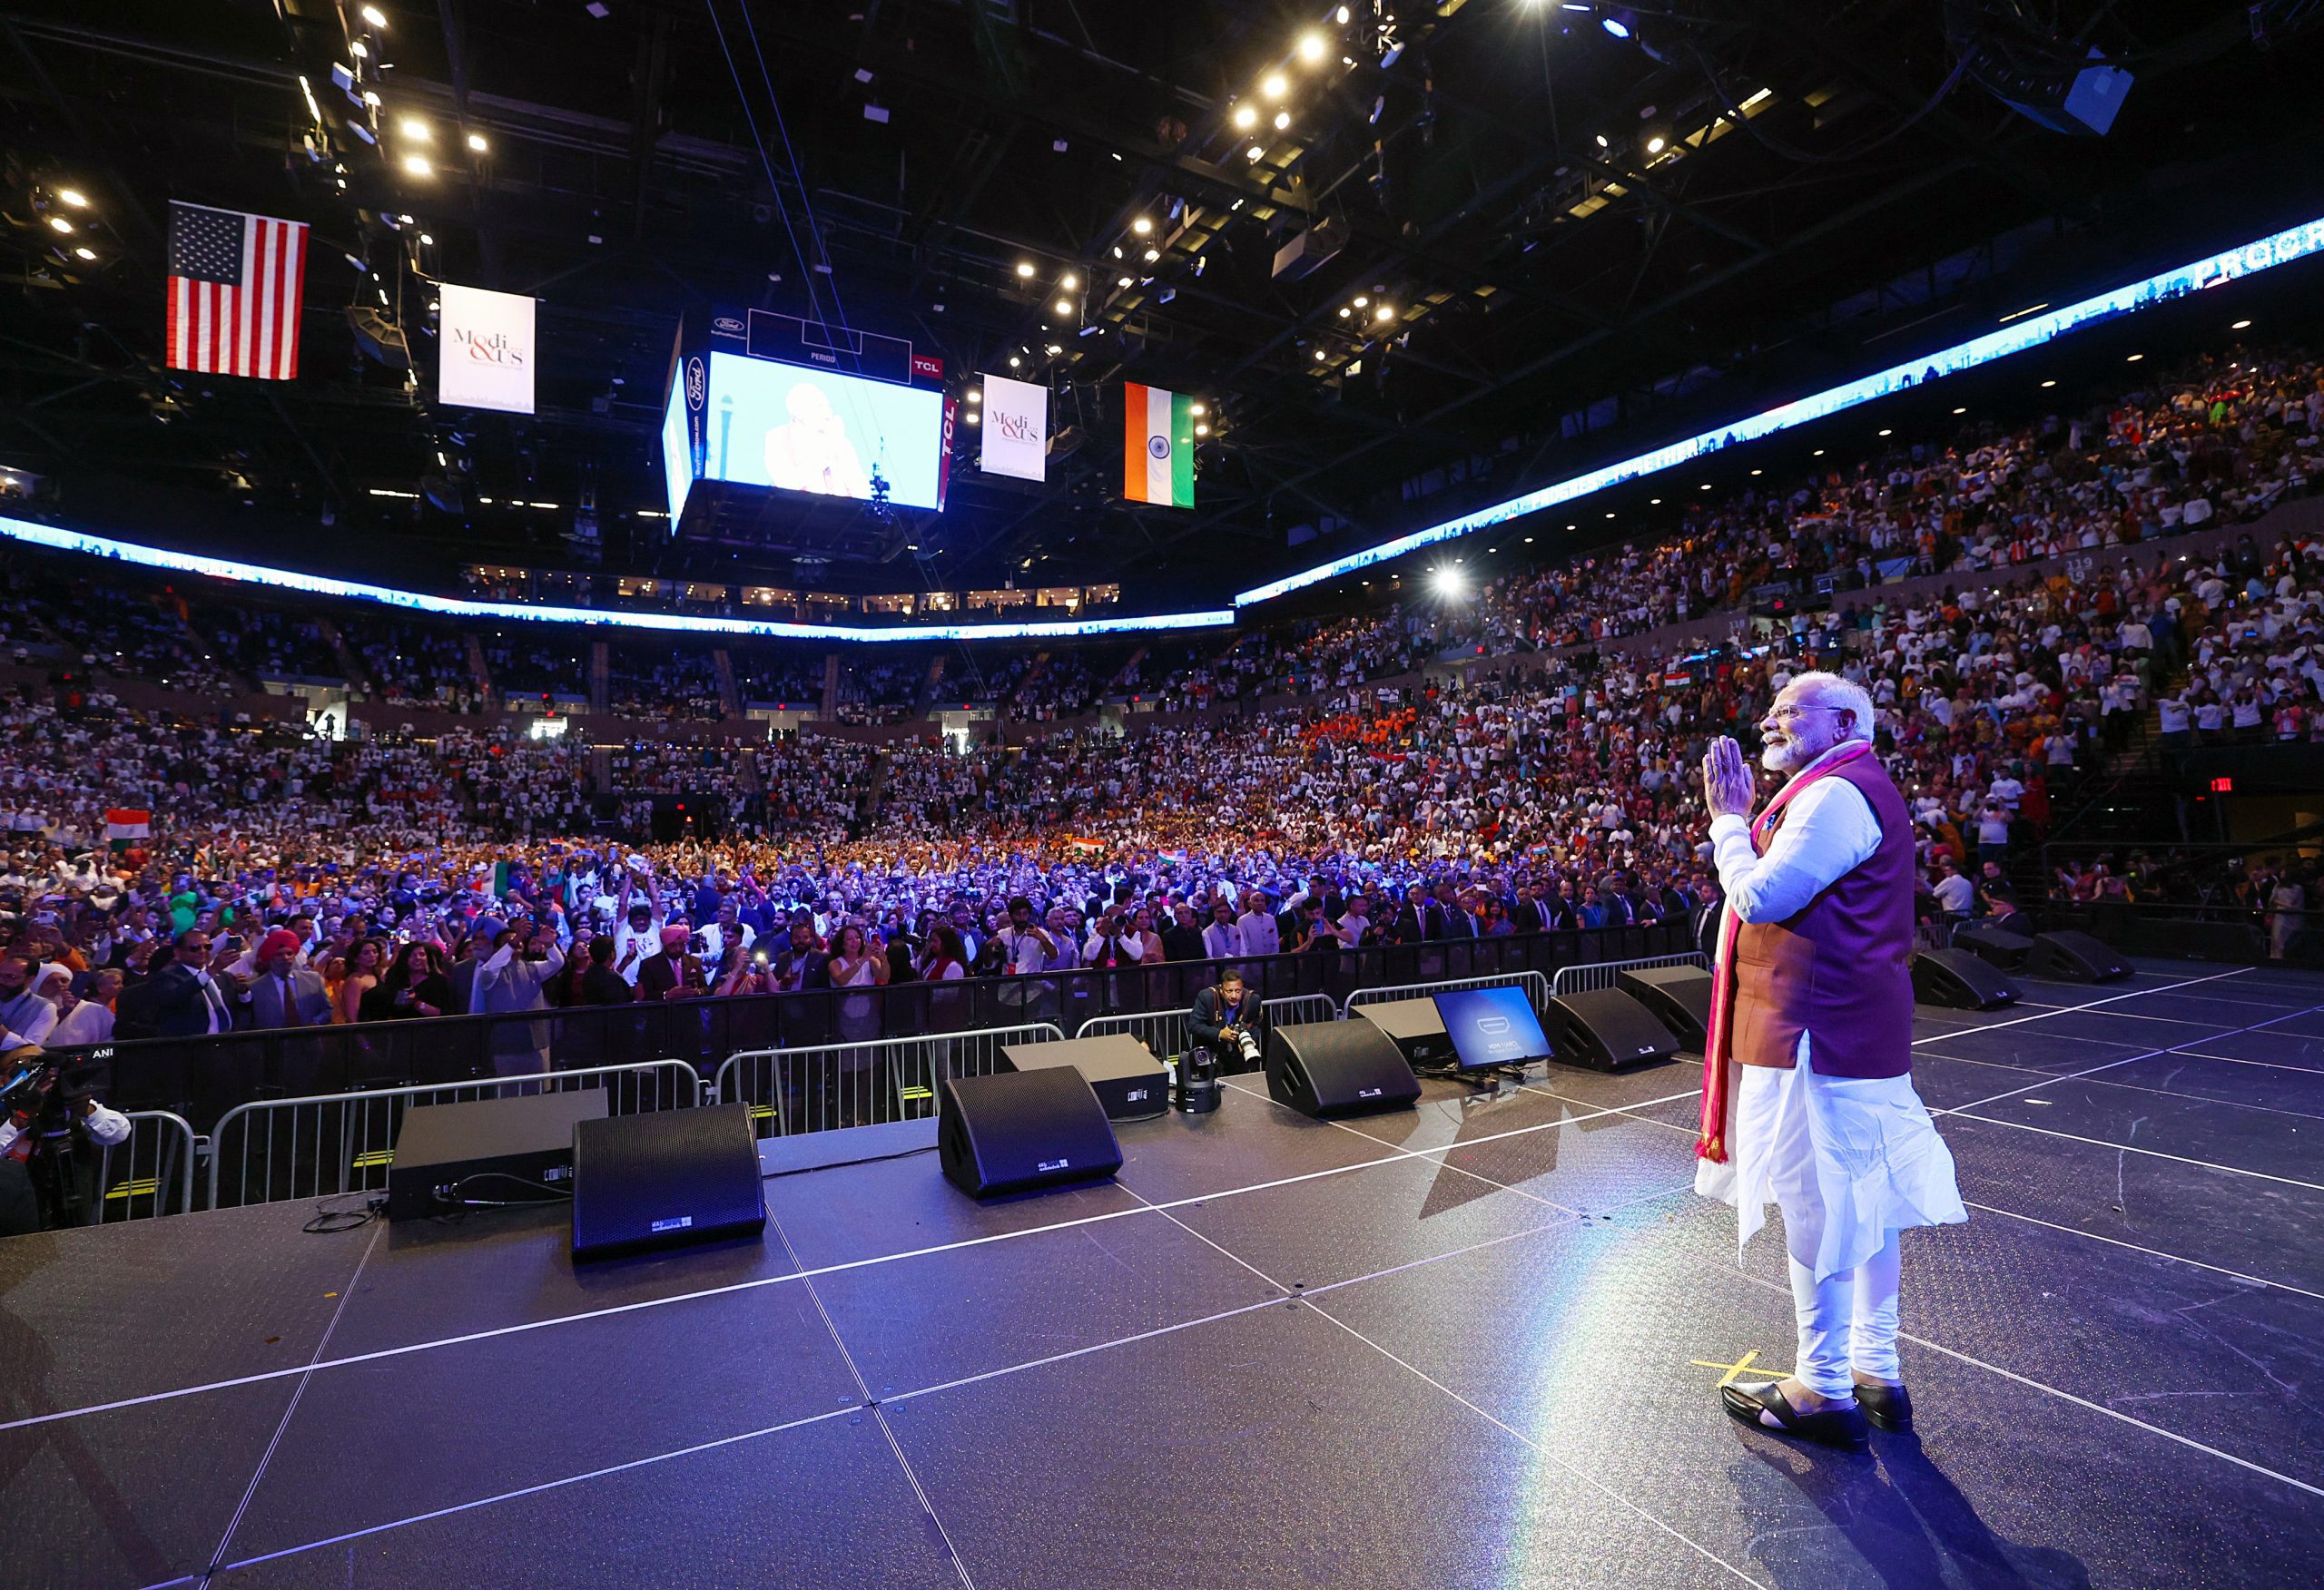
left=1509, top=883, right=1547, bottom=936
left=113, top=928, right=239, bottom=1040
left=475, top=918, right=567, bottom=1076
left=1189, top=970, right=1263, bottom=1072
left=240, top=929, right=333, bottom=1029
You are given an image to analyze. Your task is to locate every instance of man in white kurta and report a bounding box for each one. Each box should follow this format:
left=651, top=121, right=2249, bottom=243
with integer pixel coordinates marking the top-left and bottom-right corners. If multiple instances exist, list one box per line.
left=1698, top=671, right=1966, bottom=1448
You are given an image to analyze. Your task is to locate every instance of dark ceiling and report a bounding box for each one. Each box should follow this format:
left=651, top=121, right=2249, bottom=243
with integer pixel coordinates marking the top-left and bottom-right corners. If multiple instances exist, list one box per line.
left=5, top=0, right=2323, bottom=607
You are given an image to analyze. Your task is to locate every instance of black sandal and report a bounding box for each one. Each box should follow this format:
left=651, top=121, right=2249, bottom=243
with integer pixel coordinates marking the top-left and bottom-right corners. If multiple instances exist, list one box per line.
left=1855, top=1381, right=1912, bottom=1433
left=1721, top=1379, right=1871, bottom=1452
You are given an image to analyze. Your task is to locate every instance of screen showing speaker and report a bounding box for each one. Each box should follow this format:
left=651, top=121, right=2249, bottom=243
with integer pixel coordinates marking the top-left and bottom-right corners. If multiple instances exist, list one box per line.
left=702, top=351, right=944, bottom=509
left=1430, top=986, right=1552, bottom=1071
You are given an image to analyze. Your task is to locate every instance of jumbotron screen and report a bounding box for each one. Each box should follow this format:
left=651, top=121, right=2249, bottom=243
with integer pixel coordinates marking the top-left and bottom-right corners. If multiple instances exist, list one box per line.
left=660, top=368, right=694, bottom=522
left=700, top=351, right=944, bottom=510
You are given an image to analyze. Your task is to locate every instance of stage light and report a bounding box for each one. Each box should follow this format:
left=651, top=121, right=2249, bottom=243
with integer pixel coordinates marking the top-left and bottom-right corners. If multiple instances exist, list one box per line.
left=1009, top=355, right=1022, bottom=368
left=1191, top=403, right=1206, bottom=415
left=56, top=188, right=88, bottom=208
left=1141, top=248, right=1158, bottom=263
left=361, top=5, right=387, bottom=25
left=403, top=153, right=432, bottom=176
left=46, top=217, right=71, bottom=233
left=1274, top=110, right=1291, bottom=131
left=1299, top=33, right=1325, bottom=62
left=1233, top=103, right=1258, bottom=131
left=1055, top=299, right=1073, bottom=316
left=1374, top=304, right=1393, bottom=321
left=1060, top=271, right=1078, bottom=290
left=401, top=118, right=431, bottom=142
left=1952, top=406, right=1966, bottom=415
left=1117, top=274, right=1133, bottom=287
left=965, top=388, right=980, bottom=402
left=351, top=40, right=369, bottom=58
left=1594, top=133, right=1610, bottom=148
left=1263, top=74, right=1287, bottom=99
left=1015, top=260, right=1035, bottom=277
left=1247, top=145, right=1265, bottom=161
left=1749, top=468, right=1761, bottom=476
left=2041, top=378, right=2056, bottom=388
left=1645, top=134, right=1666, bottom=154
left=1131, top=216, right=1153, bottom=235
left=362, top=90, right=382, bottom=107
left=965, top=410, right=980, bottom=425
left=1353, top=294, right=1368, bottom=307
left=467, top=132, right=488, bottom=152
left=2125, top=352, right=2143, bottom=362
left=1433, top=566, right=1466, bottom=596
left=1602, top=16, right=1630, bottom=38
left=1337, top=5, right=1350, bottom=21
left=1877, top=427, right=1892, bottom=436
left=1195, top=423, right=1209, bottom=436
left=419, top=232, right=434, bottom=245
left=1338, top=307, right=1352, bottom=318
left=2231, top=319, right=2251, bottom=329
left=73, top=246, right=95, bottom=261
left=1812, top=448, right=1825, bottom=456
left=1315, top=348, right=1329, bottom=360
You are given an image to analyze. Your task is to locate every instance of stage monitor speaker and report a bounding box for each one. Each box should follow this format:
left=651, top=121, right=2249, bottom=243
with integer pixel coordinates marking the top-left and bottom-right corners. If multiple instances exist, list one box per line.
left=1542, top=989, right=1680, bottom=1071
left=1352, top=997, right=1460, bottom=1068
left=2025, top=929, right=2132, bottom=984
left=939, top=1067, right=1123, bottom=1197
left=1616, top=966, right=1713, bottom=1050
left=1952, top=924, right=2035, bottom=972
left=571, top=1104, right=765, bottom=1261
left=389, top=1087, right=606, bottom=1222
left=1912, top=948, right=2019, bottom=1011
left=1264, top=1021, right=1421, bottom=1118
left=1000, top=1034, right=1168, bottom=1122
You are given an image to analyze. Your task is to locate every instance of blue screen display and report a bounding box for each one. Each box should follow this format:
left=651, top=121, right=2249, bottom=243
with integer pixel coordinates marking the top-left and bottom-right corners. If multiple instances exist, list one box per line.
left=704, top=350, right=944, bottom=510
left=1433, top=986, right=1551, bottom=1071
left=661, top=369, right=693, bottom=522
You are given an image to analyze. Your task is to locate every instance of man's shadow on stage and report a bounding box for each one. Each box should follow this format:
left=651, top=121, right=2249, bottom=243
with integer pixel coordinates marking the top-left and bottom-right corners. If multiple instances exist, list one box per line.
left=1731, top=1431, right=2091, bottom=1588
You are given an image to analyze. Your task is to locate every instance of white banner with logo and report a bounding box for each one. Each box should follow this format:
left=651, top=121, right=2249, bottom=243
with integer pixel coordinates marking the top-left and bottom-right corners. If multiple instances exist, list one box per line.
left=439, top=282, right=536, bottom=414
left=979, top=373, right=1048, bottom=482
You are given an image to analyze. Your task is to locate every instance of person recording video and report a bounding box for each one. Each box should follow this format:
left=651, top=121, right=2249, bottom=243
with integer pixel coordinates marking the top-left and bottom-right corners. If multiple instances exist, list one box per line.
left=0, top=1044, right=133, bottom=1236
left=1189, top=969, right=1263, bottom=1071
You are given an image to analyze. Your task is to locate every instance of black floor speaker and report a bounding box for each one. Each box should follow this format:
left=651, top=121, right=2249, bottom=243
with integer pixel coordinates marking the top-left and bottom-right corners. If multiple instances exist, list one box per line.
left=1615, top=966, right=1713, bottom=1050
left=1951, top=924, right=2036, bottom=972
left=939, top=1066, right=1123, bottom=1197
left=1912, top=947, right=2020, bottom=1010
left=2024, top=929, right=2132, bottom=983
left=1264, top=1021, right=1421, bottom=1118
left=570, top=1104, right=766, bottom=1262
left=1542, top=988, right=1680, bottom=1071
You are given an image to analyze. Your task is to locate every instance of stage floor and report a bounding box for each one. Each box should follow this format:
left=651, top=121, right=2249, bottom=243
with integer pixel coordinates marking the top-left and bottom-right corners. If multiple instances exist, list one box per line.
left=5, top=957, right=2322, bottom=1588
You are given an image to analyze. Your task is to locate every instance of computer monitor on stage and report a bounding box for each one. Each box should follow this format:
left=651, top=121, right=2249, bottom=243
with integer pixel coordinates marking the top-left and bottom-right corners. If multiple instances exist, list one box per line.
left=1431, top=986, right=1552, bottom=1073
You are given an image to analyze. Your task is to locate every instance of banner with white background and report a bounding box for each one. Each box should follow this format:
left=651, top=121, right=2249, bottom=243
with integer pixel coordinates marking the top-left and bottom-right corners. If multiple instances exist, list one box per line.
left=439, top=282, right=536, bottom=414
left=979, top=373, right=1048, bottom=482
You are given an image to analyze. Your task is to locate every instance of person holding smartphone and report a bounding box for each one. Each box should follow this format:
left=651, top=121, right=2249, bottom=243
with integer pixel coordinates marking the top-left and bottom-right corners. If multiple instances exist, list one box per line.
left=360, top=942, right=450, bottom=1022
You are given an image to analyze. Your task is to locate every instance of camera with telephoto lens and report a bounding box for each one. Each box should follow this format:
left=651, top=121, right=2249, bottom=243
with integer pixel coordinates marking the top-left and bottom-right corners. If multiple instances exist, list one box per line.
left=0, top=1046, right=133, bottom=1236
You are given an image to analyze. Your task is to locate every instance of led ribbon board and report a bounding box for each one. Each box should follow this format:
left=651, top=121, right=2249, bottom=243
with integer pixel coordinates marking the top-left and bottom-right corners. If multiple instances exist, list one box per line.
left=0, top=517, right=1232, bottom=644
left=1235, top=213, right=2324, bottom=607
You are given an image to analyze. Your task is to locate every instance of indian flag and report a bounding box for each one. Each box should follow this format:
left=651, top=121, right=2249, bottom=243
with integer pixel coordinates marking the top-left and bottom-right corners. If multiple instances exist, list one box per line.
left=1123, top=382, right=1195, bottom=507
left=105, top=809, right=151, bottom=851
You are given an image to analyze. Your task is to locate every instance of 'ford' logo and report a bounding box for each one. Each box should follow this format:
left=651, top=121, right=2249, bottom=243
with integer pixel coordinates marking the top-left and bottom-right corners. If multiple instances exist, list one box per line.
left=684, top=357, right=705, bottom=406
left=712, top=316, right=744, bottom=335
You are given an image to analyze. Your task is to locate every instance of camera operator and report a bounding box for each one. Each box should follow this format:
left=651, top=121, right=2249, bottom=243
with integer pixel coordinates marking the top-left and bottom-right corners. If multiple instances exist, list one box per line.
left=0, top=1044, right=134, bottom=1237
left=1189, top=969, right=1264, bottom=1072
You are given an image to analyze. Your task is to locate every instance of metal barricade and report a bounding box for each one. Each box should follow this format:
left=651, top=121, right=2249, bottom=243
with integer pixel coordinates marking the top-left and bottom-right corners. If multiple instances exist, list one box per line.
left=206, top=1060, right=704, bottom=1212
left=1344, top=968, right=1551, bottom=1018
left=714, top=1024, right=1066, bottom=1138
left=1549, top=952, right=1710, bottom=996
left=1075, top=995, right=1339, bottom=1067
left=94, top=1111, right=197, bottom=1223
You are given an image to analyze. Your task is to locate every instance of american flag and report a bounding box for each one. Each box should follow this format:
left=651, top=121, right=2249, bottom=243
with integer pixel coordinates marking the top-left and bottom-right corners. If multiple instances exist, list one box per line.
left=165, top=201, right=308, bottom=380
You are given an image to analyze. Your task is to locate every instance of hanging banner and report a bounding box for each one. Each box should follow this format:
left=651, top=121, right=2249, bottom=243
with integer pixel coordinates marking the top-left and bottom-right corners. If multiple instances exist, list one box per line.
left=439, top=282, right=536, bottom=414
left=979, top=373, right=1049, bottom=482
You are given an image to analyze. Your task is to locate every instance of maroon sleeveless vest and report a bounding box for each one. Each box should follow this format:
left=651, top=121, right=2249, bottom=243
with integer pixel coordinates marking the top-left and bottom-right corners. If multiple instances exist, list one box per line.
left=1728, top=753, right=1916, bottom=1077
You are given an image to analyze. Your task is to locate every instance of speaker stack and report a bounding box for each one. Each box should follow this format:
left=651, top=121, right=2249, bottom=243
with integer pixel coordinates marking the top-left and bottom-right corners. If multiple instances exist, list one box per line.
left=1615, top=966, right=1712, bottom=1050
left=2024, top=929, right=2132, bottom=984
left=1541, top=989, right=1681, bottom=1071
left=1911, top=948, right=2020, bottom=1011
left=1263, top=1021, right=1421, bottom=1118
left=938, top=1066, right=1123, bottom=1197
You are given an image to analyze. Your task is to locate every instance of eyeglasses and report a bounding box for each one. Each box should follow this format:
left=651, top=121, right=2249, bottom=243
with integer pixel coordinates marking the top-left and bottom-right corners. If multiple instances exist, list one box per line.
left=1766, top=704, right=1844, bottom=723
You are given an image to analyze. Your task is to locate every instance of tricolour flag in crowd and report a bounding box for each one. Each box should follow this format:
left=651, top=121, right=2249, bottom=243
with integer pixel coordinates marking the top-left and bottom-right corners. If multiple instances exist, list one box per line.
left=104, top=810, right=151, bottom=852
left=1122, top=382, right=1196, bottom=508
left=165, top=201, right=308, bottom=380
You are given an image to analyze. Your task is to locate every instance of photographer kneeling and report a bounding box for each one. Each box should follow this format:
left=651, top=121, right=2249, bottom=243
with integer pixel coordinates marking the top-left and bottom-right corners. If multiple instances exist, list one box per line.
left=1189, top=969, right=1264, bottom=1073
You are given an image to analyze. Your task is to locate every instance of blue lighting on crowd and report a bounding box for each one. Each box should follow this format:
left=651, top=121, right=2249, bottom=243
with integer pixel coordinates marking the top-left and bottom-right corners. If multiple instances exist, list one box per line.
left=0, top=516, right=1236, bottom=643
left=1234, top=211, right=2324, bottom=607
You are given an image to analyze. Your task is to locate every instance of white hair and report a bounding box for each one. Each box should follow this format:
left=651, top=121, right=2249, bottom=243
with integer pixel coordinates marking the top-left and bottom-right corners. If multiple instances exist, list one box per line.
left=1787, top=671, right=1876, bottom=742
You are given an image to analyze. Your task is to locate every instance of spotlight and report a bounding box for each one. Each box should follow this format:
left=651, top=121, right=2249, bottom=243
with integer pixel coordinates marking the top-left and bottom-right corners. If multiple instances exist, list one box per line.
left=1262, top=74, right=1287, bottom=99
left=402, top=154, right=432, bottom=176
left=1016, top=260, right=1036, bottom=277
left=1337, top=5, right=1351, bottom=20
left=1877, top=427, right=1892, bottom=437
left=1060, top=272, right=1078, bottom=290
left=419, top=232, right=434, bottom=245
left=966, top=388, right=980, bottom=402
left=467, top=132, right=488, bottom=152
left=1594, top=132, right=1610, bottom=148
left=1602, top=16, right=1630, bottom=38
left=1191, top=403, right=1206, bottom=415
left=1374, top=304, right=1393, bottom=321
left=46, top=216, right=71, bottom=233
left=1142, top=248, right=1159, bottom=262
left=965, top=411, right=980, bottom=426
left=1353, top=295, right=1368, bottom=307
left=1131, top=216, right=1153, bottom=235
left=1009, top=355, right=1021, bottom=368
left=1055, top=299, right=1073, bottom=316
left=1247, top=146, right=1265, bottom=161
left=1433, top=565, right=1466, bottom=597
left=1117, top=275, right=1134, bottom=288
left=2231, top=319, right=2251, bottom=329
left=401, top=118, right=431, bottom=142
left=1298, top=33, right=1325, bottom=62
left=56, top=187, right=89, bottom=208
left=1234, top=104, right=1258, bottom=131
left=2041, top=378, right=2057, bottom=388
left=1274, top=110, right=1291, bottom=131
left=360, top=4, right=387, bottom=25
left=1339, top=307, right=1352, bottom=318
left=1645, top=134, right=1666, bottom=154
left=1315, top=348, right=1328, bottom=360
left=2125, top=352, right=2143, bottom=362
left=1952, top=407, right=1966, bottom=415
left=73, top=246, right=95, bottom=261
left=1195, top=423, right=1210, bottom=436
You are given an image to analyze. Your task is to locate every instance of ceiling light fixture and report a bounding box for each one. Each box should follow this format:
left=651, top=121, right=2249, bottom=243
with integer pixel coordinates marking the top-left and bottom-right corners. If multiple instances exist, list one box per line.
left=1374, top=305, right=1393, bottom=321
left=73, top=245, right=95, bottom=260
left=1233, top=104, right=1258, bottom=131
left=1060, top=272, right=1078, bottom=290
left=1015, top=260, right=1035, bottom=278
left=360, top=5, right=388, bottom=26
left=467, top=131, right=488, bottom=152
left=1262, top=73, right=1287, bottom=99
left=1274, top=110, right=1291, bottom=131
left=402, top=154, right=431, bottom=176
left=1131, top=216, right=1153, bottom=236
left=56, top=187, right=89, bottom=208
left=1055, top=299, right=1072, bottom=315
left=1299, top=33, right=1325, bottom=62
left=2231, top=319, right=2251, bottom=329
left=46, top=216, right=71, bottom=233
left=400, top=118, right=430, bottom=142
left=1645, top=135, right=1666, bottom=154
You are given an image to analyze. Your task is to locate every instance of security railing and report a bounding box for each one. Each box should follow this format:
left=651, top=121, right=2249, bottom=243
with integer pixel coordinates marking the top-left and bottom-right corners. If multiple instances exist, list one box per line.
left=1549, top=952, right=1710, bottom=996
left=1344, top=968, right=1552, bottom=1018
left=714, top=1024, right=1066, bottom=1138
left=94, top=1111, right=197, bottom=1223
left=205, top=1060, right=704, bottom=1212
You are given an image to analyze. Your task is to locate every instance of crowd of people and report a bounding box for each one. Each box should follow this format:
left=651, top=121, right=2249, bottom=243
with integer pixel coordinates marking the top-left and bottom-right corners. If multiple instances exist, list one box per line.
left=3, top=345, right=2320, bottom=1065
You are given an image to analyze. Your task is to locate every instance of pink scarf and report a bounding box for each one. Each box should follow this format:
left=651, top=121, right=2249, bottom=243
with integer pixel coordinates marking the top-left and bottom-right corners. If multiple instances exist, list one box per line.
left=1697, top=741, right=1874, bottom=1163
